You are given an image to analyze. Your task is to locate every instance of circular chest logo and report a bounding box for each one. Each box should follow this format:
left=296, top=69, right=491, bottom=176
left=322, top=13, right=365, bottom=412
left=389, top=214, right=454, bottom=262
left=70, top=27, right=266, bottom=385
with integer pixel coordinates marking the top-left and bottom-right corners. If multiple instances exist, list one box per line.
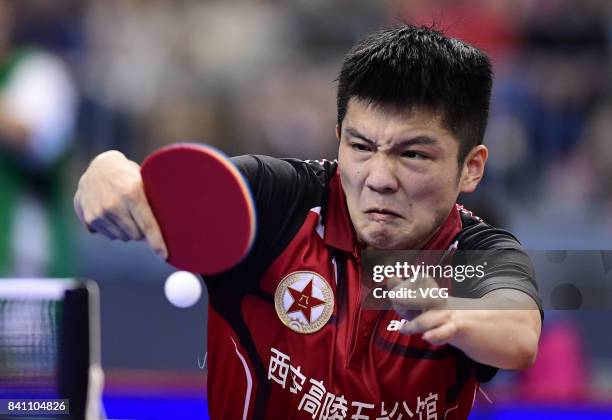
left=274, top=271, right=334, bottom=334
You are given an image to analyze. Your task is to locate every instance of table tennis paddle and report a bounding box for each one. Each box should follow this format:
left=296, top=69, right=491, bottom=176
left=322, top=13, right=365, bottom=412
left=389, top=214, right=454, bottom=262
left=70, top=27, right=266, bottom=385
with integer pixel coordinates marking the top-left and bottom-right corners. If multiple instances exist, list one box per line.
left=141, top=143, right=256, bottom=275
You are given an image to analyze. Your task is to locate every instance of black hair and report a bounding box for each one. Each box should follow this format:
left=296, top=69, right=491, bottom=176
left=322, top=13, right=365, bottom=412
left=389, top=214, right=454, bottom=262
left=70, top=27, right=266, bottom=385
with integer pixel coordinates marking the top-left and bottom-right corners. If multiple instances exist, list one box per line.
left=336, top=24, right=493, bottom=164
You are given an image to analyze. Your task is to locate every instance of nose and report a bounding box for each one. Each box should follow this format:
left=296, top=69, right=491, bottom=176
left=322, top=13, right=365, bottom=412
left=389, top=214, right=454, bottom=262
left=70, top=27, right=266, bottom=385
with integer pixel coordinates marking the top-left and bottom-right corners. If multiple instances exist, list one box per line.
left=365, top=154, right=399, bottom=194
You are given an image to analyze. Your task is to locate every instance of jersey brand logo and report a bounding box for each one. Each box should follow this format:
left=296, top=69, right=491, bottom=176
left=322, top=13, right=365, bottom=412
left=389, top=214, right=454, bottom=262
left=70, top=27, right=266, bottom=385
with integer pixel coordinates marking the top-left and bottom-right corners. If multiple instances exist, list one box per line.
left=387, top=319, right=407, bottom=331
left=274, top=271, right=334, bottom=334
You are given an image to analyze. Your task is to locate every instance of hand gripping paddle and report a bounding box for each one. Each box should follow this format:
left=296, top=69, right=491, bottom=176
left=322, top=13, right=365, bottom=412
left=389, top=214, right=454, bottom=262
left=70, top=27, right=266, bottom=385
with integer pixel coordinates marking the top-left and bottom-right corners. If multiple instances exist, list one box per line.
left=141, top=143, right=256, bottom=275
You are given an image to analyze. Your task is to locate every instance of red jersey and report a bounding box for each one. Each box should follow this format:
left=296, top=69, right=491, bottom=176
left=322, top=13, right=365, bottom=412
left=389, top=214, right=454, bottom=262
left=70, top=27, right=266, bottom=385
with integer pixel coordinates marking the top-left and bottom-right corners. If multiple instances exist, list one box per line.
left=203, top=156, right=540, bottom=420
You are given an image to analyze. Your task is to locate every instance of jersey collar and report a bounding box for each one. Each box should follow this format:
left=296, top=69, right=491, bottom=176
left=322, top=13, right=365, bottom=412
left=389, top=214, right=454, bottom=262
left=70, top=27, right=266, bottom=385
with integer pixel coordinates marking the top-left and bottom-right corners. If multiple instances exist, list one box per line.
left=324, top=171, right=358, bottom=255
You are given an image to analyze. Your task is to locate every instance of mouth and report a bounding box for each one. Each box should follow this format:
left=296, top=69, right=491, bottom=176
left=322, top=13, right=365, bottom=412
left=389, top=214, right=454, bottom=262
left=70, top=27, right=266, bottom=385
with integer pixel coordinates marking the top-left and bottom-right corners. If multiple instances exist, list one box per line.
left=365, top=208, right=403, bottom=220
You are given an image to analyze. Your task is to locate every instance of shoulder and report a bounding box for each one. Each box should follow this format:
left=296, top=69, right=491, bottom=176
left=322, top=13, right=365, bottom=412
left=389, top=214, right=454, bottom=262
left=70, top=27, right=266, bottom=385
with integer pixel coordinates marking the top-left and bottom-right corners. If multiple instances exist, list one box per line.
left=452, top=205, right=540, bottom=307
left=228, top=155, right=338, bottom=253
left=231, top=155, right=337, bottom=196
left=231, top=155, right=336, bottom=179
left=455, top=205, right=523, bottom=250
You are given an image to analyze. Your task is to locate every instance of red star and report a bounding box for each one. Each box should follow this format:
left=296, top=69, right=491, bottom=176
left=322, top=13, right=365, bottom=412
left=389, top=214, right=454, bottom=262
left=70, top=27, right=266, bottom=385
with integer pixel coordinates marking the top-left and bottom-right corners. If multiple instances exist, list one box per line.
left=286, top=278, right=326, bottom=323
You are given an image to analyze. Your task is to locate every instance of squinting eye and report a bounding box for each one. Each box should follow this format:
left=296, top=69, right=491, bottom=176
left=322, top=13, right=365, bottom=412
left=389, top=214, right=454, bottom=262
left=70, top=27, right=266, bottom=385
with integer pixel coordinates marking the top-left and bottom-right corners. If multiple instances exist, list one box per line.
left=351, top=143, right=371, bottom=152
left=402, top=151, right=427, bottom=159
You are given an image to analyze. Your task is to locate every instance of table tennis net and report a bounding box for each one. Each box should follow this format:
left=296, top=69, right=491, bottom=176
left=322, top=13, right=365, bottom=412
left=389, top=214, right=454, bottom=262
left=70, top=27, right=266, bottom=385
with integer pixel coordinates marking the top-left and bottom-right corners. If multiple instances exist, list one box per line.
left=0, top=297, right=61, bottom=396
left=0, top=279, right=103, bottom=420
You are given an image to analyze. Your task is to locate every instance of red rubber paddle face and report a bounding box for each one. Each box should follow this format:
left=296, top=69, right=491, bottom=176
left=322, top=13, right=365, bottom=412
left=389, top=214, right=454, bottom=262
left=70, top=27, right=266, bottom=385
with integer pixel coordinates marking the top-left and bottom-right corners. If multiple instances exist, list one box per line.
left=141, top=143, right=256, bottom=275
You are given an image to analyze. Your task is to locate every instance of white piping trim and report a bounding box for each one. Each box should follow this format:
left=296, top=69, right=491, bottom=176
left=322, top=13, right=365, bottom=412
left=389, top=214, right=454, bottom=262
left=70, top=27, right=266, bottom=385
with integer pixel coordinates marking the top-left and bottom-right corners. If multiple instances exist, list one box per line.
left=309, top=206, right=324, bottom=239
left=478, top=386, right=493, bottom=404
left=331, top=256, right=338, bottom=286
left=230, top=337, right=253, bottom=420
left=444, top=405, right=458, bottom=419
left=197, top=352, right=207, bottom=370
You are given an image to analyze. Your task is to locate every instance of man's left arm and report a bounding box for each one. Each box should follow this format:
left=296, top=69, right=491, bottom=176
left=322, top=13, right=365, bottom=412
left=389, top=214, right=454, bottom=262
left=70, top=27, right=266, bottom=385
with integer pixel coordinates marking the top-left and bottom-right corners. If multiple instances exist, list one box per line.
left=396, top=287, right=542, bottom=370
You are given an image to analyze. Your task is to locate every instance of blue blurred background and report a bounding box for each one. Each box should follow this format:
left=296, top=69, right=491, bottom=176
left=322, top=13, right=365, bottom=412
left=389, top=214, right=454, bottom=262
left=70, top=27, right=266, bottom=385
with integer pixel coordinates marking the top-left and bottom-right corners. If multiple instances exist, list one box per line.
left=0, top=0, right=611, bottom=418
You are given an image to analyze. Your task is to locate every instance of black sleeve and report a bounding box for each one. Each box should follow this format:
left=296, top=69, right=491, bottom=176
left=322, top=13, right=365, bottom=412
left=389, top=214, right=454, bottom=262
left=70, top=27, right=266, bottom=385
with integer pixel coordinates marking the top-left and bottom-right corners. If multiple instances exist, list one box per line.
left=230, top=155, right=334, bottom=256
left=203, top=156, right=335, bottom=296
left=452, top=220, right=543, bottom=383
left=453, top=222, right=541, bottom=310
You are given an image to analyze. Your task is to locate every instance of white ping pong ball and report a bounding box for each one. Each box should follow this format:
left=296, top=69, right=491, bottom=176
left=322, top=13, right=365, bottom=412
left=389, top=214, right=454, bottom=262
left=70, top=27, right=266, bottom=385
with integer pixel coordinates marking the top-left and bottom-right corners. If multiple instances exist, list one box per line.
left=164, top=271, right=202, bottom=308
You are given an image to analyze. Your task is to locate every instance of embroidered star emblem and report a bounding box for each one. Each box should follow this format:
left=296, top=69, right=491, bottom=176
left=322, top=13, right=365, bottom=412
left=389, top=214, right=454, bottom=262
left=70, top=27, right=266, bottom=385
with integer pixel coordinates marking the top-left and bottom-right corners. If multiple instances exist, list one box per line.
left=286, top=278, right=326, bottom=323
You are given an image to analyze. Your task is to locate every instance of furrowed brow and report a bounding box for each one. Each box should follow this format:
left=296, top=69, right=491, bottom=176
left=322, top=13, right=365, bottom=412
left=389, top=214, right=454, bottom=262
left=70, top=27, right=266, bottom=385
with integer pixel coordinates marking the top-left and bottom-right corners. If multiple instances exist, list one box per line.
left=345, top=127, right=376, bottom=146
left=394, top=136, right=439, bottom=148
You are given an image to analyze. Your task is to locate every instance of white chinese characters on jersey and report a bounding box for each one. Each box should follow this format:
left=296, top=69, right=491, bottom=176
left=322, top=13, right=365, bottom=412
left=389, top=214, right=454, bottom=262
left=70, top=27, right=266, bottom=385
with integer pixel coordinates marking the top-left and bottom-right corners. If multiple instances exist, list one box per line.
left=268, top=347, right=290, bottom=388
left=267, top=347, right=439, bottom=420
left=416, top=392, right=438, bottom=420
left=320, top=392, right=349, bottom=420
left=298, top=378, right=327, bottom=418
left=290, top=364, right=307, bottom=394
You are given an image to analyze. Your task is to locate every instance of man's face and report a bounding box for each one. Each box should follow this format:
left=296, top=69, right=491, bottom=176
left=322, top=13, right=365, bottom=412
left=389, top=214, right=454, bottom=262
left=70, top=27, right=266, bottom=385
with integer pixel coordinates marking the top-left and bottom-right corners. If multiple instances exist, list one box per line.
left=337, top=99, right=477, bottom=250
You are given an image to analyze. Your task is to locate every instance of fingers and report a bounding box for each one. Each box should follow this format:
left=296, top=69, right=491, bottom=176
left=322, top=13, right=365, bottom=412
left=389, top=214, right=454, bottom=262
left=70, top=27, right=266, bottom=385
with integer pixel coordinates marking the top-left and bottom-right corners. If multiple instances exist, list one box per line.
left=73, top=150, right=167, bottom=259
left=421, top=323, right=458, bottom=345
left=107, top=210, right=144, bottom=241
left=401, top=310, right=446, bottom=334
left=74, top=191, right=96, bottom=233
left=399, top=309, right=458, bottom=345
left=387, top=275, right=442, bottom=313
left=80, top=202, right=132, bottom=241
left=89, top=218, right=127, bottom=241
left=386, top=276, right=403, bottom=291
left=128, top=180, right=167, bottom=259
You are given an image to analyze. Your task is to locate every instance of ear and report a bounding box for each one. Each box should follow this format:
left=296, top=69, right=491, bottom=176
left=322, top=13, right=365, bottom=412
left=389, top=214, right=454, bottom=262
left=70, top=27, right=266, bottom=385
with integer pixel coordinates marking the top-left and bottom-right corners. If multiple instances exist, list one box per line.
left=335, top=124, right=341, bottom=142
left=459, top=145, right=488, bottom=193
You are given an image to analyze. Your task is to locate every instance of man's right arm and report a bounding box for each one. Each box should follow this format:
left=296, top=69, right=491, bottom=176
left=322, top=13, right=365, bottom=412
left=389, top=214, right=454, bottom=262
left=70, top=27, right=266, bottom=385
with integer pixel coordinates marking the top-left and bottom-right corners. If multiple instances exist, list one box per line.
left=73, top=150, right=168, bottom=259
left=74, top=152, right=335, bottom=271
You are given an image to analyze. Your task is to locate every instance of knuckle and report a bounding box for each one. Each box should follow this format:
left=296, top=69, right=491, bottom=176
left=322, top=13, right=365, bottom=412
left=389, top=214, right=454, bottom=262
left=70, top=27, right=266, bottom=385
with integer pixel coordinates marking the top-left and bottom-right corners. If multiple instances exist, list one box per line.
left=95, top=150, right=126, bottom=165
left=124, top=179, right=144, bottom=203
left=106, top=196, right=124, bottom=213
left=83, top=209, right=99, bottom=225
left=101, top=207, right=117, bottom=222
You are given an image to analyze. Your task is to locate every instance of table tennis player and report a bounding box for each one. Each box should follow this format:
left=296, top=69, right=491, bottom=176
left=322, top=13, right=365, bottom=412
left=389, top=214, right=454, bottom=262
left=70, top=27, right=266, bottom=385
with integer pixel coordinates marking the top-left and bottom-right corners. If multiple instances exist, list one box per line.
left=74, top=25, right=542, bottom=419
